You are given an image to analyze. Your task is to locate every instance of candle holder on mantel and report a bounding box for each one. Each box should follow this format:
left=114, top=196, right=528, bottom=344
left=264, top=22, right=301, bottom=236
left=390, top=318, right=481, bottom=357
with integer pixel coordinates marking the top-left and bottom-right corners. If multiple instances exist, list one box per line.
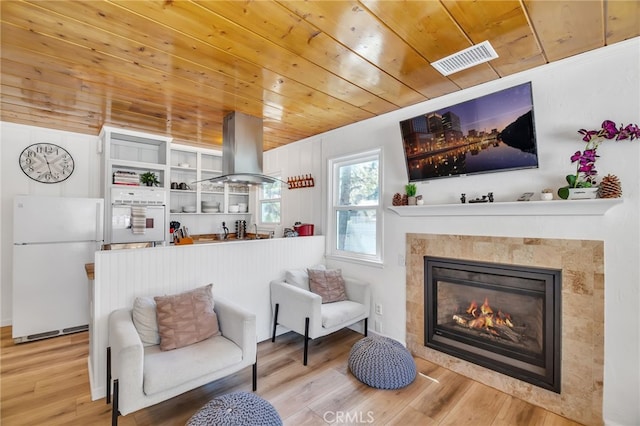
left=287, top=174, right=315, bottom=189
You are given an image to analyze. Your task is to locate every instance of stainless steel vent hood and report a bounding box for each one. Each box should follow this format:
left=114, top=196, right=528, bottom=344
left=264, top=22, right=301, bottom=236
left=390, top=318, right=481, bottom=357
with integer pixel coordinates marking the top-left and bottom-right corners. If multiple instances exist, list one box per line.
left=207, top=111, right=282, bottom=185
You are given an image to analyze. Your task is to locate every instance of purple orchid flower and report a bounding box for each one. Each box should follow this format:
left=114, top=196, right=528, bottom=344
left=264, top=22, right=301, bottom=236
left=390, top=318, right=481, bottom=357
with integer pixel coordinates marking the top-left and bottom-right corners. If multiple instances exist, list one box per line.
left=578, top=129, right=597, bottom=142
left=579, top=164, right=597, bottom=175
left=617, top=124, right=640, bottom=141
left=626, top=124, right=640, bottom=139
left=600, top=120, right=618, bottom=139
left=571, top=120, right=640, bottom=187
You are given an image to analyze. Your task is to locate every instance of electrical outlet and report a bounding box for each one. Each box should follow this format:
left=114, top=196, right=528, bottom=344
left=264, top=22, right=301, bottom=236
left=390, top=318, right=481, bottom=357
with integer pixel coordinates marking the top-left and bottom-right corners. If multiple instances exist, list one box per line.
left=375, top=303, right=383, bottom=315
left=398, top=254, right=405, bottom=266
left=375, top=320, right=382, bottom=333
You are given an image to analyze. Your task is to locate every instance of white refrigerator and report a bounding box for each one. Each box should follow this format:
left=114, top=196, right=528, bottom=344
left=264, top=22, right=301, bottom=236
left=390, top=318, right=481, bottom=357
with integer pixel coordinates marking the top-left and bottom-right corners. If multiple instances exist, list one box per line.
left=13, top=195, right=104, bottom=342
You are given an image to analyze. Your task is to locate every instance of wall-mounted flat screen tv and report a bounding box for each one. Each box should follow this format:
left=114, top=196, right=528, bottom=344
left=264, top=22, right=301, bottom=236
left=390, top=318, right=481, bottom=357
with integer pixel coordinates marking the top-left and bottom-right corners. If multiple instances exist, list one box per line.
left=399, top=82, right=539, bottom=182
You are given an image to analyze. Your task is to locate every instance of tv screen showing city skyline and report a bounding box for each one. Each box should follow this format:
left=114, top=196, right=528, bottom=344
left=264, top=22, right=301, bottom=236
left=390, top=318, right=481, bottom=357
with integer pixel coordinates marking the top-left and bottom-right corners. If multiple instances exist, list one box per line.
left=399, top=82, right=539, bottom=182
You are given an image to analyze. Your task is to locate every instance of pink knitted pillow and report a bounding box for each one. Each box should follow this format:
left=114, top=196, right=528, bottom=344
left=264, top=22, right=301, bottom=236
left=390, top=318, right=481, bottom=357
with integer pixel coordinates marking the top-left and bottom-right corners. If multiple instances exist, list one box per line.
left=154, top=284, right=221, bottom=351
left=307, top=269, right=347, bottom=303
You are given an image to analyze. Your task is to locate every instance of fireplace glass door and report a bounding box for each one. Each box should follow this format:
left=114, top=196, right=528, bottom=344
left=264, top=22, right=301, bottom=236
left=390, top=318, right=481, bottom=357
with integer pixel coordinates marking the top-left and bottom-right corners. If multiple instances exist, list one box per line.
left=424, top=256, right=561, bottom=392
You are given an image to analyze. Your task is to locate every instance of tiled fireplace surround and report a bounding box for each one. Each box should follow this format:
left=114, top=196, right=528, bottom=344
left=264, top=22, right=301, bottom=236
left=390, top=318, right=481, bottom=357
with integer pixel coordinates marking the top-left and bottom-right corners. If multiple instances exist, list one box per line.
left=406, top=234, right=604, bottom=426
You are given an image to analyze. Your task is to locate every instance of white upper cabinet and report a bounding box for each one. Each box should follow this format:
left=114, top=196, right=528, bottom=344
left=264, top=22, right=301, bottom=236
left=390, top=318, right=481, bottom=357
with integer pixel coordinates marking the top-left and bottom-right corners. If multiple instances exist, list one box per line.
left=169, top=144, right=249, bottom=215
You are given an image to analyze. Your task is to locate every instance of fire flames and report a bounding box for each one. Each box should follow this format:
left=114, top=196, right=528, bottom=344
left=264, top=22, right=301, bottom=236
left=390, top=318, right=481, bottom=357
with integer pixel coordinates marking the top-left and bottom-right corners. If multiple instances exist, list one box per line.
left=453, top=297, right=516, bottom=338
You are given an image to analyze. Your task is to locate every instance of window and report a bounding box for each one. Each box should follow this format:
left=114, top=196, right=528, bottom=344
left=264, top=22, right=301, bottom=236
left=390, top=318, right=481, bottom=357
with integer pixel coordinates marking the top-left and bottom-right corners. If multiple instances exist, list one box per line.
left=259, top=177, right=281, bottom=224
left=328, top=149, right=382, bottom=263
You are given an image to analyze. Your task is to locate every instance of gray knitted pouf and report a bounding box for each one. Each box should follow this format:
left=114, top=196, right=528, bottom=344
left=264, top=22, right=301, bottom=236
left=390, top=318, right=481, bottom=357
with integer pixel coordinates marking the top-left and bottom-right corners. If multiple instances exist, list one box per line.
left=348, top=335, right=417, bottom=389
left=186, top=391, right=282, bottom=426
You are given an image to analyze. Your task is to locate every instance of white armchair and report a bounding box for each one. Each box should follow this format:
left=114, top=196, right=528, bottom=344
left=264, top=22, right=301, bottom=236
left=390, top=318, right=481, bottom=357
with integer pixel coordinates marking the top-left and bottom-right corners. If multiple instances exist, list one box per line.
left=270, top=268, right=370, bottom=365
left=107, top=296, right=257, bottom=425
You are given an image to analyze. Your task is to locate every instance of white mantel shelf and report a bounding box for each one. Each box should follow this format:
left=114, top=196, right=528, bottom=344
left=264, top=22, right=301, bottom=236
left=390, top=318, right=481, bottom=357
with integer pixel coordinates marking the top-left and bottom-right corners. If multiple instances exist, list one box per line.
left=387, top=198, right=623, bottom=217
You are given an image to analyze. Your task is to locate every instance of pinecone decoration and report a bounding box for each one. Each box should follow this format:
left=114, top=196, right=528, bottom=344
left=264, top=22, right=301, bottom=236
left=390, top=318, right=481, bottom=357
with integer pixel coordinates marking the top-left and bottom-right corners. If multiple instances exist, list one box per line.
left=392, top=193, right=403, bottom=206
left=598, top=174, right=622, bottom=198
left=401, top=194, right=408, bottom=205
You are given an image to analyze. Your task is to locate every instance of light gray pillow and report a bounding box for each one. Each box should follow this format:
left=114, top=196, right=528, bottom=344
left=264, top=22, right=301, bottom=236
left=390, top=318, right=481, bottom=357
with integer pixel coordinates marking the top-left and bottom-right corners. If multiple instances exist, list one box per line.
left=132, top=296, right=160, bottom=346
left=285, top=264, right=326, bottom=291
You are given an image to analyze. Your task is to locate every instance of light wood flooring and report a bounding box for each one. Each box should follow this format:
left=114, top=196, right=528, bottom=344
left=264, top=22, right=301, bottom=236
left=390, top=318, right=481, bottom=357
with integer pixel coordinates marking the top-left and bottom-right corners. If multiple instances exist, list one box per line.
left=0, top=326, right=583, bottom=425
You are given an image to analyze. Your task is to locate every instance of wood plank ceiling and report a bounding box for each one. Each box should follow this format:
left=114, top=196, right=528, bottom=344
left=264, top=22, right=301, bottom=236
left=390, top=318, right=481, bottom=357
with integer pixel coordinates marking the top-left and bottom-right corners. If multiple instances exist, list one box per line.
left=1, top=1, right=638, bottom=151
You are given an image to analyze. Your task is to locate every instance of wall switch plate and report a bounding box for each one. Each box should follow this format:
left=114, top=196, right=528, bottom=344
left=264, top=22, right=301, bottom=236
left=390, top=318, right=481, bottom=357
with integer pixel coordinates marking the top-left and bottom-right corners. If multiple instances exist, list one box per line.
left=375, top=303, right=383, bottom=315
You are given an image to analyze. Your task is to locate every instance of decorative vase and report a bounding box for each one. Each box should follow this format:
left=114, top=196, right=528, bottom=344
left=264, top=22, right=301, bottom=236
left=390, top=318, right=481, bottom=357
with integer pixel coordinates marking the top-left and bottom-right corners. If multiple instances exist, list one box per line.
left=540, top=192, right=553, bottom=201
left=408, top=196, right=416, bottom=205
left=558, top=186, right=599, bottom=200
left=568, top=187, right=598, bottom=199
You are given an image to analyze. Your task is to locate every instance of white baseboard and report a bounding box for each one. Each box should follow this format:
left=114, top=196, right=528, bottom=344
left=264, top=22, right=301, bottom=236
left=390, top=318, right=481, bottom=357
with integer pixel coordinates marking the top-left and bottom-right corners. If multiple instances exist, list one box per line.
left=88, top=356, right=106, bottom=401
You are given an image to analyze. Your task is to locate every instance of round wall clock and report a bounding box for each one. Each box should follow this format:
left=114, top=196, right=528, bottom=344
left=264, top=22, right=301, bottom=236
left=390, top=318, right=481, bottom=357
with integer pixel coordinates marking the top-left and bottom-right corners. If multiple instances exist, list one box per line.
left=19, top=143, right=75, bottom=183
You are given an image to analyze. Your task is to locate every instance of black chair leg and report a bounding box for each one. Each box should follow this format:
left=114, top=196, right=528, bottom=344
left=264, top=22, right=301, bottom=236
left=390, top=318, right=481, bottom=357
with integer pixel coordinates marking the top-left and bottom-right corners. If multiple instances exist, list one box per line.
left=111, top=379, right=119, bottom=426
left=106, top=346, right=111, bottom=404
left=252, top=362, right=257, bottom=391
left=303, top=317, right=310, bottom=366
left=271, top=303, right=279, bottom=342
left=364, top=318, right=368, bottom=337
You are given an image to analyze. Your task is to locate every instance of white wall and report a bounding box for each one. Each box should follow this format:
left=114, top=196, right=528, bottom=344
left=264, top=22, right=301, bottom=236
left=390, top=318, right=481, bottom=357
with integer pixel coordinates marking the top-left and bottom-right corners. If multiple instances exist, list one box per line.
left=0, top=122, right=101, bottom=326
left=263, top=137, right=324, bottom=235
left=265, top=38, right=640, bottom=426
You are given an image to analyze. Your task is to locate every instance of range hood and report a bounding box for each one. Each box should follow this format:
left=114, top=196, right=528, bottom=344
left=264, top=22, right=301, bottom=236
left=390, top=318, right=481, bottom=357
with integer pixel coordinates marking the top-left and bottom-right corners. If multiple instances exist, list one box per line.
left=207, top=111, right=282, bottom=185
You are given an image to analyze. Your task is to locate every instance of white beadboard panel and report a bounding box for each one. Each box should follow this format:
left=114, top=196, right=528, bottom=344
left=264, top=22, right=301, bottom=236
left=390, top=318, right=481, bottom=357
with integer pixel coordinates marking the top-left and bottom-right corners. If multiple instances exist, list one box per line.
left=89, top=236, right=325, bottom=400
left=263, top=137, right=323, bottom=236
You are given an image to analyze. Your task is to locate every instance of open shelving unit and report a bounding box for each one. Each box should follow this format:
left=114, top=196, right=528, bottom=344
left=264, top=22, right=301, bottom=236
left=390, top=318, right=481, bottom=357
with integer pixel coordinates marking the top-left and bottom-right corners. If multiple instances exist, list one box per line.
left=100, top=126, right=172, bottom=244
left=169, top=144, right=250, bottom=216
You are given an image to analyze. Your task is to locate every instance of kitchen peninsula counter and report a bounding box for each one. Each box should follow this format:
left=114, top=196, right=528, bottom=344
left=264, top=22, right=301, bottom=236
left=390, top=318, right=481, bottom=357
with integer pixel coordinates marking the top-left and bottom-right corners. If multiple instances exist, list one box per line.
left=88, top=235, right=326, bottom=401
left=85, top=263, right=94, bottom=280
left=174, top=232, right=273, bottom=245
left=85, top=234, right=280, bottom=278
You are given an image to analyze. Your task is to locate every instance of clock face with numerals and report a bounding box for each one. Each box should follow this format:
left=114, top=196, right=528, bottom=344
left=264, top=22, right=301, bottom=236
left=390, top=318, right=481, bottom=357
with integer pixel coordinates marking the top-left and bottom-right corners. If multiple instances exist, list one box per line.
left=19, top=143, right=75, bottom=183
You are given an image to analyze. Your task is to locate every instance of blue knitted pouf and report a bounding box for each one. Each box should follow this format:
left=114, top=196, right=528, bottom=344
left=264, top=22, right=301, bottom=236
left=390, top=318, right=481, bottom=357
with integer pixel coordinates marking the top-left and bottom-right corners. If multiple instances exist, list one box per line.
left=186, top=391, right=282, bottom=426
left=348, top=335, right=417, bottom=389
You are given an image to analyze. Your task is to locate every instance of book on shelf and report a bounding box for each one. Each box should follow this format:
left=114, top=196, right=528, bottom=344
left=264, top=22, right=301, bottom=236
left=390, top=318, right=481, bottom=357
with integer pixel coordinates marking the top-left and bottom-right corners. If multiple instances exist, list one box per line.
left=113, top=170, right=140, bottom=185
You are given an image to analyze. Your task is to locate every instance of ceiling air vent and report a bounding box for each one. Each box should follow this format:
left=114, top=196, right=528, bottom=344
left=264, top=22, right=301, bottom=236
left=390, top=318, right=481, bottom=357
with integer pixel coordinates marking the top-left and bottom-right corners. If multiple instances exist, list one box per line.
left=431, top=41, right=499, bottom=76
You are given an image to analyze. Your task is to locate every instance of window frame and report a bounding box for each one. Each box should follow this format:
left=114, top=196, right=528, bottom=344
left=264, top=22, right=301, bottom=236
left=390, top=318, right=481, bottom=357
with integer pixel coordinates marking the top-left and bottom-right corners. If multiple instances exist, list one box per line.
left=326, top=148, right=383, bottom=265
left=257, top=174, right=282, bottom=226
